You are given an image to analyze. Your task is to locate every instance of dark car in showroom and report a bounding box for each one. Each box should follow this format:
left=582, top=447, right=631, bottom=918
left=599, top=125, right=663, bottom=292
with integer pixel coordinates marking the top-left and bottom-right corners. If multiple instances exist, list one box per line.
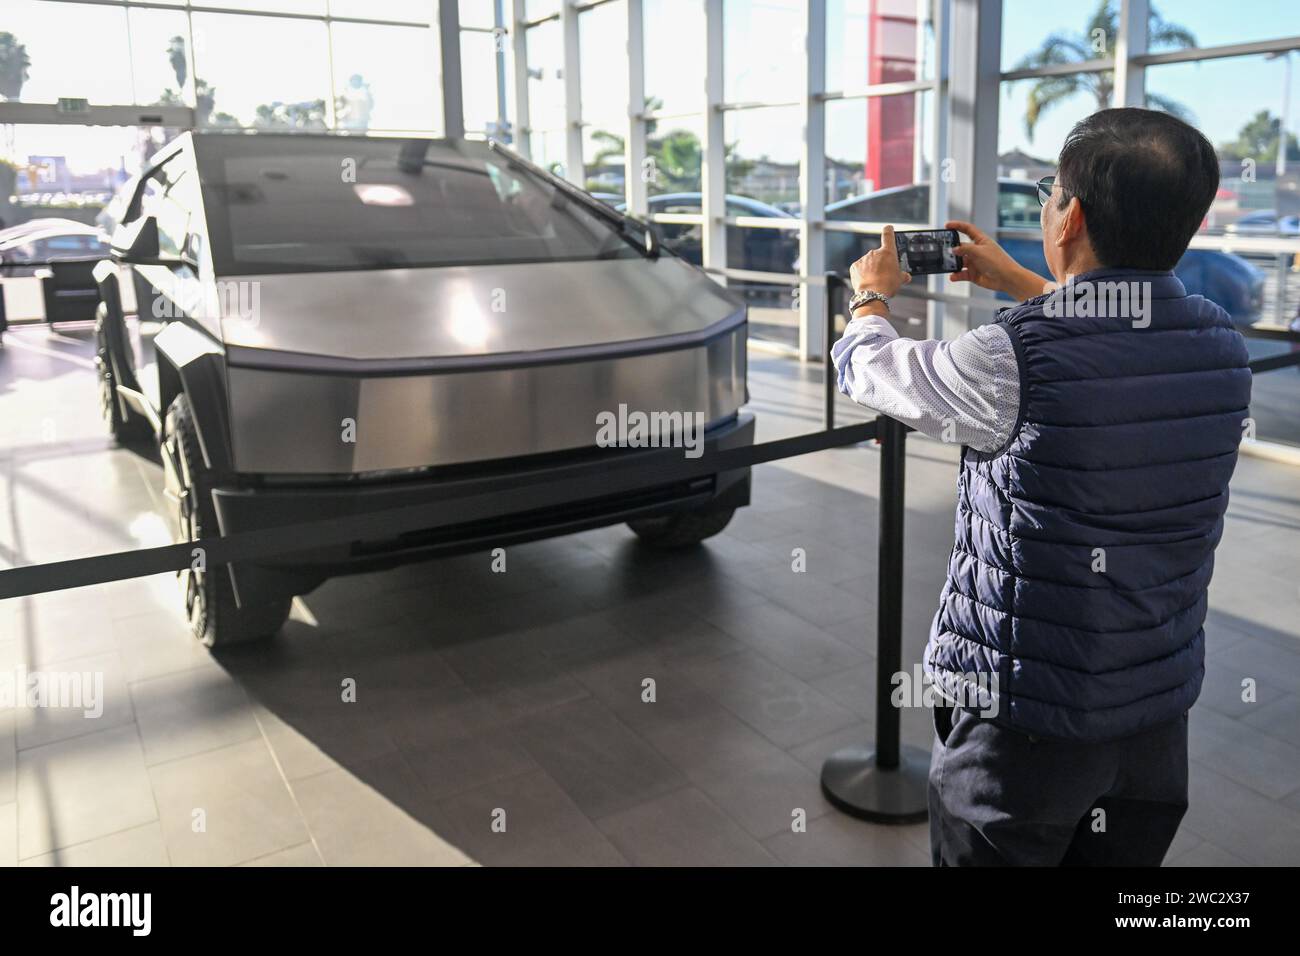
left=95, top=132, right=753, bottom=647
left=618, top=192, right=799, bottom=278
left=825, top=179, right=1266, bottom=324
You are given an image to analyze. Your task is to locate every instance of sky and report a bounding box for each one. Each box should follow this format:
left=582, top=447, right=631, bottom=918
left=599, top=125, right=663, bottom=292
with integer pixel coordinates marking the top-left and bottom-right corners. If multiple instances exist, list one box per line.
left=1000, top=0, right=1300, bottom=159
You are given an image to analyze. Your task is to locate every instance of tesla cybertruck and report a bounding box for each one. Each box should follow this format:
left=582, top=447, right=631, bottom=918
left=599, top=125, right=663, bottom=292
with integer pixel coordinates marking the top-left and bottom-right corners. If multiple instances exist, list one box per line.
left=95, top=132, right=752, bottom=646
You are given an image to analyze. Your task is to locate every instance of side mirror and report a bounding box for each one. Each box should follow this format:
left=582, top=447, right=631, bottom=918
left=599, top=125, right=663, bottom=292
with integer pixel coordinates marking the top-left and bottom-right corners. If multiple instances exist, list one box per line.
left=110, top=216, right=164, bottom=264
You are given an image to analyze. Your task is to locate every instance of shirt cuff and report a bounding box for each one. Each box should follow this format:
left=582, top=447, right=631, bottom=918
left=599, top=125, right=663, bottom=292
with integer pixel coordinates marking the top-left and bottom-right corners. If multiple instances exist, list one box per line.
left=843, top=312, right=900, bottom=342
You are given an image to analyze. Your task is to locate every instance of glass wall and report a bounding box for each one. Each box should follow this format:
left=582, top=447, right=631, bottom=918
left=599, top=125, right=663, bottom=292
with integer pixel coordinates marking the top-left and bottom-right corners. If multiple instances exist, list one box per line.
left=579, top=0, right=628, bottom=199
left=1, top=2, right=1296, bottom=441
left=641, top=0, right=708, bottom=279
left=523, top=13, right=565, bottom=175
left=999, top=0, right=1300, bottom=446
left=0, top=0, right=444, bottom=131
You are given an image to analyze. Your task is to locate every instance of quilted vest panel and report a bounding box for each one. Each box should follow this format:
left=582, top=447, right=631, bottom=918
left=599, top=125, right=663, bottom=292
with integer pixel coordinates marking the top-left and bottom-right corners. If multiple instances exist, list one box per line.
left=924, top=268, right=1251, bottom=741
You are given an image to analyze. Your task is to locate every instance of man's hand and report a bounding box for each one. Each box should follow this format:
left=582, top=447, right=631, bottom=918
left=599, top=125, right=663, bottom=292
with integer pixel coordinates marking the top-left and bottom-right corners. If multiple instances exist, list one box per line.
left=850, top=225, right=911, bottom=298
left=946, top=220, right=1051, bottom=301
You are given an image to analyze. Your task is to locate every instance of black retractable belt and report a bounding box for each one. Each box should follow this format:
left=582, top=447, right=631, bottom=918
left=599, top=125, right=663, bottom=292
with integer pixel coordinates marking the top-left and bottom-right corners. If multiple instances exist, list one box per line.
left=0, top=421, right=877, bottom=600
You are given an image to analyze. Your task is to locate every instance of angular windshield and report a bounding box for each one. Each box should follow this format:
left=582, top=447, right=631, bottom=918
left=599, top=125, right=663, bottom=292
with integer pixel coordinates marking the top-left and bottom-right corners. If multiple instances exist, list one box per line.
left=193, top=134, right=640, bottom=275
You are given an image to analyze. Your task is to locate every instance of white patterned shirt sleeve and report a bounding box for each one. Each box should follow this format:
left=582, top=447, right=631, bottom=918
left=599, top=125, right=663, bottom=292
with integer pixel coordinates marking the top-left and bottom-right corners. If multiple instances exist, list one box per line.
left=830, top=312, right=1021, bottom=454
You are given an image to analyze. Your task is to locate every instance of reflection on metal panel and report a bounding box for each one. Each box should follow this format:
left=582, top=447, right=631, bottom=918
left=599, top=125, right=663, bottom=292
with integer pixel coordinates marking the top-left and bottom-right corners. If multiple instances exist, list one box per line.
left=227, top=326, right=746, bottom=474
left=220, top=256, right=742, bottom=361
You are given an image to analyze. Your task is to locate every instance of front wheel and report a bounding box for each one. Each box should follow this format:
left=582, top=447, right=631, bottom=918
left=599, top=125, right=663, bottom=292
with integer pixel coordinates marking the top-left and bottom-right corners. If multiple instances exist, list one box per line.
left=163, top=394, right=290, bottom=648
left=628, top=506, right=736, bottom=549
left=95, top=319, right=151, bottom=445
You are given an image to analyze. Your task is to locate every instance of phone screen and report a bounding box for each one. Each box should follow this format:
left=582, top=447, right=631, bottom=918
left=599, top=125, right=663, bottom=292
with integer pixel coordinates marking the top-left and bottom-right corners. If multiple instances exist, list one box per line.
left=894, top=228, right=962, bottom=276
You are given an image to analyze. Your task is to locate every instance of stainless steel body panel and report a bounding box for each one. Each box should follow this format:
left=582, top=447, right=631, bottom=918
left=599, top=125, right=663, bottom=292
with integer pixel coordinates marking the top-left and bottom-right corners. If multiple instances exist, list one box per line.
left=218, top=256, right=740, bottom=362
left=227, top=325, right=746, bottom=474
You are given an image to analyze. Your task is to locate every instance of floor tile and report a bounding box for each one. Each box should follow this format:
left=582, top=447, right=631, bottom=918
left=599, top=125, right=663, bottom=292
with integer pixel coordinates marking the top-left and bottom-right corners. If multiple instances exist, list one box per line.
left=596, top=787, right=779, bottom=866
left=17, top=723, right=157, bottom=860
left=13, top=651, right=135, bottom=751
left=292, top=759, right=471, bottom=867
left=21, top=822, right=169, bottom=866
left=147, top=738, right=309, bottom=867
left=434, top=768, right=624, bottom=866
left=130, top=666, right=261, bottom=767
left=765, top=810, right=929, bottom=866
left=511, top=698, right=687, bottom=819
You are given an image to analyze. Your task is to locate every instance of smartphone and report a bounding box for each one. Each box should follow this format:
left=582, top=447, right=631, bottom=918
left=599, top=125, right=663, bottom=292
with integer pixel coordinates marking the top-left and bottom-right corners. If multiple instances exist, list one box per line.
left=893, top=228, right=963, bottom=276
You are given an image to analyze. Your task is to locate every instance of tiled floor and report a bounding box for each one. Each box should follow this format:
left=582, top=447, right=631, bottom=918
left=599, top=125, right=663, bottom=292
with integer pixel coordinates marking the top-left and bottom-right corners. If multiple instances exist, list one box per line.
left=0, top=322, right=1298, bottom=866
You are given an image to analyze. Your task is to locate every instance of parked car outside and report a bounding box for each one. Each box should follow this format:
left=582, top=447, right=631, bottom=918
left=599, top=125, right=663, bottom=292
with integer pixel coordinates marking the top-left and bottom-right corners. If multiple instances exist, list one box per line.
left=825, top=179, right=1266, bottom=325
left=0, top=218, right=110, bottom=277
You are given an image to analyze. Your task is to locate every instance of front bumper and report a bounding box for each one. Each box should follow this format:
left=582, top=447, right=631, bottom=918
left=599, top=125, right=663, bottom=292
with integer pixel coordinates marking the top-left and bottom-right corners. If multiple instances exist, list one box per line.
left=210, top=412, right=755, bottom=603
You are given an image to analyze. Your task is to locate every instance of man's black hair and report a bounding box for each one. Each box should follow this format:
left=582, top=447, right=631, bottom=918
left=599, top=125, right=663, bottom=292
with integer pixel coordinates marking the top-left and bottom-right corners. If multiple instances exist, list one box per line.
left=1056, top=107, right=1219, bottom=271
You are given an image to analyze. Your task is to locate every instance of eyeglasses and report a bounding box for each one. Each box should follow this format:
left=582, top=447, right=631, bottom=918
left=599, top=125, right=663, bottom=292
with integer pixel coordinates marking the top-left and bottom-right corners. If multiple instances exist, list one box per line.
left=1036, top=175, right=1066, bottom=207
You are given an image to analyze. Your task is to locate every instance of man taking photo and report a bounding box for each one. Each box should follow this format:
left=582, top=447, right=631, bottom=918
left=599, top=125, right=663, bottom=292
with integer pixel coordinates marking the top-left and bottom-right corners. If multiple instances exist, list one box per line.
left=832, top=107, right=1252, bottom=866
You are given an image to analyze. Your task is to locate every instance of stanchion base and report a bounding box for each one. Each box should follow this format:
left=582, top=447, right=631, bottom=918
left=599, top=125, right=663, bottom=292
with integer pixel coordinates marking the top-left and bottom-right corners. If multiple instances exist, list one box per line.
left=820, top=744, right=931, bottom=824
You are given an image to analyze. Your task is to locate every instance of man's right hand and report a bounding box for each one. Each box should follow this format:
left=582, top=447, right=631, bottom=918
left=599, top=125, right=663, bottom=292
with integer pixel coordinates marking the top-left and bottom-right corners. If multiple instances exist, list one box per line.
left=946, top=220, right=1050, bottom=301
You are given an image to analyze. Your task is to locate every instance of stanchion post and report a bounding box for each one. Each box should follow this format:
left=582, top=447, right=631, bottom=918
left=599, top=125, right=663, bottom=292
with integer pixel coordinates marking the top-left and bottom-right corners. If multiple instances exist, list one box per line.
left=874, top=415, right=906, bottom=769
left=824, top=272, right=841, bottom=431
left=820, top=414, right=930, bottom=823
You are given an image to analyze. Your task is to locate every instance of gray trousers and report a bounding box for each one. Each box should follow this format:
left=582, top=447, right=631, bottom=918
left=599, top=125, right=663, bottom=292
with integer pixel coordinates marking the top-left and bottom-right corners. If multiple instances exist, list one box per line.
left=928, top=705, right=1189, bottom=866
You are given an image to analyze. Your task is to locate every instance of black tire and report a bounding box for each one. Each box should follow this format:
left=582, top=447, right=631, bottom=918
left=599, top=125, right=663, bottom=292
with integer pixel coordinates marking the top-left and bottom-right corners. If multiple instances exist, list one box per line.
left=164, top=394, right=290, bottom=647
left=95, top=317, right=151, bottom=445
left=628, top=506, right=736, bottom=549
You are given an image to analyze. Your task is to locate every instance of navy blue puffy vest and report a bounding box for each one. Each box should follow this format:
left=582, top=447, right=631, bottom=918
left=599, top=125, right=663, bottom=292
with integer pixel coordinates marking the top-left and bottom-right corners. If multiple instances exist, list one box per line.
left=924, top=268, right=1252, bottom=741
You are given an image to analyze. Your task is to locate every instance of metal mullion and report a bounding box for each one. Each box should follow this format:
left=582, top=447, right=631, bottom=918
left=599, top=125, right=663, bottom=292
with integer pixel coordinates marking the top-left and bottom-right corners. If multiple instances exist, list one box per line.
left=639, top=109, right=707, bottom=122
left=1114, top=0, right=1148, bottom=107
left=1186, top=234, right=1300, bottom=255
left=1131, top=35, right=1300, bottom=66
left=0, top=102, right=196, bottom=127
left=439, top=0, right=464, bottom=137
left=510, top=0, right=532, bottom=154
left=820, top=78, right=935, bottom=100
left=520, top=12, right=562, bottom=27
left=823, top=219, right=916, bottom=234
left=647, top=213, right=703, bottom=225
left=725, top=216, right=802, bottom=230
left=800, top=0, right=826, bottom=361
left=561, top=0, right=584, bottom=185
left=714, top=267, right=800, bottom=287
left=625, top=0, right=648, bottom=217
left=927, top=0, right=950, bottom=339
left=58, top=0, right=437, bottom=30
left=493, top=0, right=510, bottom=138
left=946, top=0, right=1000, bottom=336
left=717, top=100, right=802, bottom=111
left=1000, top=58, right=1113, bottom=81
left=702, top=0, right=727, bottom=287
left=124, top=4, right=139, bottom=108
left=186, top=5, right=199, bottom=121
left=324, top=5, right=340, bottom=129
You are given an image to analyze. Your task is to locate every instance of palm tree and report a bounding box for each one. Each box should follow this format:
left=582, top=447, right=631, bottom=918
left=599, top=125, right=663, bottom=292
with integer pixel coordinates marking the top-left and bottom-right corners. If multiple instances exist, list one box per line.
left=0, top=32, right=31, bottom=101
left=1013, top=1, right=1196, bottom=140
left=255, top=99, right=328, bottom=130
left=167, top=36, right=187, bottom=92
left=586, top=98, right=756, bottom=195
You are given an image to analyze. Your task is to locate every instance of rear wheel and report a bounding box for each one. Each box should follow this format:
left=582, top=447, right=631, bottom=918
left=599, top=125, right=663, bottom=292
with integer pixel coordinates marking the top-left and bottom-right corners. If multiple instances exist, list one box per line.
left=164, top=394, right=290, bottom=647
left=628, top=506, right=736, bottom=549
